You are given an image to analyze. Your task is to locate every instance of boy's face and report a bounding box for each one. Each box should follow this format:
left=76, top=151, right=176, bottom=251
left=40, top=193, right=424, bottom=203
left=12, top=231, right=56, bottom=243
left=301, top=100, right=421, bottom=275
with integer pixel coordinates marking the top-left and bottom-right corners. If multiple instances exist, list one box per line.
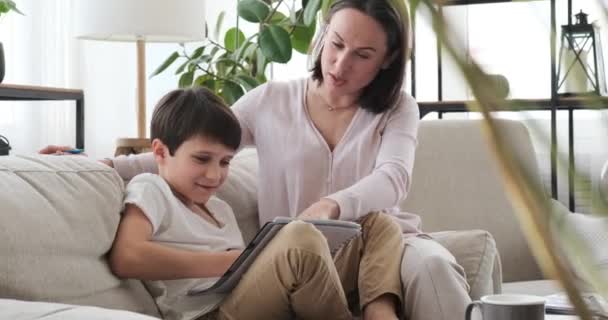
left=153, top=135, right=235, bottom=205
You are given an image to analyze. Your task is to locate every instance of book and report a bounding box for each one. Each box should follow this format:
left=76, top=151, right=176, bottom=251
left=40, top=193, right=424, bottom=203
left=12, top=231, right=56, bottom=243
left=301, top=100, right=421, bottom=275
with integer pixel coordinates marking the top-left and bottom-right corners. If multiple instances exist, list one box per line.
left=545, top=292, right=608, bottom=318
left=187, top=217, right=361, bottom=296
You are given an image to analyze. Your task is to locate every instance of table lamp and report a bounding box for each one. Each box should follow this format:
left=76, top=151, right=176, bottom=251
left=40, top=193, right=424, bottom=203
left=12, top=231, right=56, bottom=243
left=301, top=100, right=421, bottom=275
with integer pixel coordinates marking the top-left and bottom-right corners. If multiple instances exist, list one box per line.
left=74, top=0, right=206, bottom=155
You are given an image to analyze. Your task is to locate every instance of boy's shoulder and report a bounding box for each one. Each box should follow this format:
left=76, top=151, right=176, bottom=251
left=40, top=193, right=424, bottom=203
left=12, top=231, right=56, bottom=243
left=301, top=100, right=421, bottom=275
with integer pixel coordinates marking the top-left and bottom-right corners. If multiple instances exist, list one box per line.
left=126, top=173, right=171, bottom=196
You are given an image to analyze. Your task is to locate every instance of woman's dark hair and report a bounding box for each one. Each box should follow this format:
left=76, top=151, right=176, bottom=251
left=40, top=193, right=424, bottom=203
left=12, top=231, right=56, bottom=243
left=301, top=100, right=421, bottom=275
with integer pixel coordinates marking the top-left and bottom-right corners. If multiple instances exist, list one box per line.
left=309, top=0, right=411, bottom=114
left=150, top=87, right=241, bottom=155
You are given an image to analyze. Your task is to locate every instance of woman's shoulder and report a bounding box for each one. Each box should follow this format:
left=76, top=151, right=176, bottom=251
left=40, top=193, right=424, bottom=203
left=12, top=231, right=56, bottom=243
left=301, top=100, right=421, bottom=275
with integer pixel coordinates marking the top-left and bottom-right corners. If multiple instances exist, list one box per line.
left=256, top=77, right=307, bottom=97
left=386, top=90, right=419, bottom=118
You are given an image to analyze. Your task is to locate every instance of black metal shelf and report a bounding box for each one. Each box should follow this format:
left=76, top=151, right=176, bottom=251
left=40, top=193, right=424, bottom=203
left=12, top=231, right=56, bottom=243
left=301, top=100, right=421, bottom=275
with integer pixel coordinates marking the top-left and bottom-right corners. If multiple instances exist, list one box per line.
left=0, top=84, right=85, bottom=149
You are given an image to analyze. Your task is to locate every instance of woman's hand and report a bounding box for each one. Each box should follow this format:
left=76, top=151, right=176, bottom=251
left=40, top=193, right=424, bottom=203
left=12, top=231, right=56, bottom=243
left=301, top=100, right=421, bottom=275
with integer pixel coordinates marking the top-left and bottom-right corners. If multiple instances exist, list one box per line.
left=38, top=145, right=113, bottom=168
left=298, top=198, right=341, bottom=220
left=39, top=145, right=78, bottom=155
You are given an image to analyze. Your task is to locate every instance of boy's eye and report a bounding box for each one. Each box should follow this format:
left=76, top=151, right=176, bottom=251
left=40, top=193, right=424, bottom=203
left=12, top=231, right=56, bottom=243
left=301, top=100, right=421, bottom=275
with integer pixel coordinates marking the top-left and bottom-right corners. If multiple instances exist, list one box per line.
left=220, top=160, right=231, bottom=167
left=193, top=156, right=211, bottom=163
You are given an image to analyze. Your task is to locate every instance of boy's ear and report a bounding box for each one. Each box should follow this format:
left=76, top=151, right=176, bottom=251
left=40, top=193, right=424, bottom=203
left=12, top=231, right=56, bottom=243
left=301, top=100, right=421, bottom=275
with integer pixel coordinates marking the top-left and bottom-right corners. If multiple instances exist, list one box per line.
left=151, top=139, right=169, bottom=164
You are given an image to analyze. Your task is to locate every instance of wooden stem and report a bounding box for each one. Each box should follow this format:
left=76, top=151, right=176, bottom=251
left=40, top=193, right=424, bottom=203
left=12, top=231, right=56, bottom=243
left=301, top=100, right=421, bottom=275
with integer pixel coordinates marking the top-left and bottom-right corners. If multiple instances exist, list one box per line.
left=136, top=39, right=146, bottom=139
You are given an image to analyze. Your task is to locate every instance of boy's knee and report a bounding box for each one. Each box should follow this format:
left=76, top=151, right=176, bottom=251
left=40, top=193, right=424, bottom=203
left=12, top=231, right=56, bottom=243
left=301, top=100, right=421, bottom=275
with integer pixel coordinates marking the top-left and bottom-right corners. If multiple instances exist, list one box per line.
left=363, top=212, right=401, bottom=236
left=280, top=221, right=329, bottom=254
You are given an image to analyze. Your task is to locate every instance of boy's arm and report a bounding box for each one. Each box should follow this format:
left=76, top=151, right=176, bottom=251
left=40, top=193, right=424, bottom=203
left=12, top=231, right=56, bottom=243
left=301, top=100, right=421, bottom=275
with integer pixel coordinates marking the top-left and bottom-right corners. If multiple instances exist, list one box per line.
left=109, top=204, right=241, bottom=280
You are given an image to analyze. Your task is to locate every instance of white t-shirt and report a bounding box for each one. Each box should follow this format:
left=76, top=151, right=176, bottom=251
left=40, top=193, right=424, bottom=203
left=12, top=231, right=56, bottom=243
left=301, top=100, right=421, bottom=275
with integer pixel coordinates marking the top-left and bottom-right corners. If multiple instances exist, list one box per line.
left=123, top=173, right=245, bottom=320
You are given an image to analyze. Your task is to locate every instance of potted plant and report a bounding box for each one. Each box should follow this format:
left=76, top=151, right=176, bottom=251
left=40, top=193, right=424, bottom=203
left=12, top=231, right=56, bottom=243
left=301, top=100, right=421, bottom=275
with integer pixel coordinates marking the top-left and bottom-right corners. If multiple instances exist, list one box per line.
left=151, top=0, right=332, bottom=105
left=0, top=0, right=24, bottom=83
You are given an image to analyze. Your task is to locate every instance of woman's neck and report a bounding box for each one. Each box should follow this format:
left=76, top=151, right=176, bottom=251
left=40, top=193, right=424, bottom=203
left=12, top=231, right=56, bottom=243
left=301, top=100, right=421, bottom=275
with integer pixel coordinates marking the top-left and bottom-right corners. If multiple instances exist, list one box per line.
left=310, top=78, right=359, bottom=111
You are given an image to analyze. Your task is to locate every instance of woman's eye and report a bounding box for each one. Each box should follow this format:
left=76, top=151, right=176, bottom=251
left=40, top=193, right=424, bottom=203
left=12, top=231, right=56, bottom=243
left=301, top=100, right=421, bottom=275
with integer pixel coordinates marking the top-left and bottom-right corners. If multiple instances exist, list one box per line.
left=356, top=52, right=370, bottom=59
left=332, top=41, right=343, bottom=49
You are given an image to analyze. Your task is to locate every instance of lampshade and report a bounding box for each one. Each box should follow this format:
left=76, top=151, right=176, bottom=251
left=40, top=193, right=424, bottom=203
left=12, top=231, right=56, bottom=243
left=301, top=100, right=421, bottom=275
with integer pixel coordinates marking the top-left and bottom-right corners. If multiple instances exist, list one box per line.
left=74, top=0, right=206, bottom=43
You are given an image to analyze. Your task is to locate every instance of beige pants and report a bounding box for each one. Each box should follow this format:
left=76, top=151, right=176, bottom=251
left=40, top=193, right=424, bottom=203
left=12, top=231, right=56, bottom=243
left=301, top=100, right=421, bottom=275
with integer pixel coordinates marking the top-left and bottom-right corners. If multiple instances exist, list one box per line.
left=215, top=212, right=404, bottom=320
left=400, top=235, right=471, bottom=320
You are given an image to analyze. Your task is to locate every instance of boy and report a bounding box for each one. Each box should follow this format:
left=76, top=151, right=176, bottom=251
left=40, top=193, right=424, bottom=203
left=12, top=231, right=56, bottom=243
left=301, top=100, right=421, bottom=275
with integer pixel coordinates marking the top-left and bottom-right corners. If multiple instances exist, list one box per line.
left=109, top=87, right=354, bottom=320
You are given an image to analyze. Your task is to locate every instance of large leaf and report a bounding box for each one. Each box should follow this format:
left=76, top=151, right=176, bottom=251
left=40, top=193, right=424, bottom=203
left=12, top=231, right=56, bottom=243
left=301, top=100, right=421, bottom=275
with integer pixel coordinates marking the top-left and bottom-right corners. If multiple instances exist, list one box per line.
left=214, top=11, right=226, bottom=41
left=259, top=25, right=292, bottom=63
left=291, top=16, right=316, bottom=54
left=150, top=51, right=179, bottom=78
left=303, top=0, right=321, bottom=26
left=237, top=0, right=270, bottom=23
left=178, top=71, right=194, bottom=88
left=222, top=80, right=245, bottom=105
left=224, top=27, right=246, bottom=52
left=255, top=48, right=268, bottom=76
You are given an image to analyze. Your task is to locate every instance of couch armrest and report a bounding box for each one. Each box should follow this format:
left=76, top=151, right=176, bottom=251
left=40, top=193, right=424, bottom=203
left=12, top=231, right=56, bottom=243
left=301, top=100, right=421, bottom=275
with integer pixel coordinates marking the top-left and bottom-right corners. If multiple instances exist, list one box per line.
left=430, top=229, right=503, bottom=299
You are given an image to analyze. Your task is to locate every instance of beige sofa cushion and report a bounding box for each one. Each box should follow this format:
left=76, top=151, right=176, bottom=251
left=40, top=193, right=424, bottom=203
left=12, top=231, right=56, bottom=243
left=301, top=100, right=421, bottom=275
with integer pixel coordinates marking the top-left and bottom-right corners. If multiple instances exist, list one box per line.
left=215, top=148, right=260, bottom=242
left=432, top=230, right=501, bottom=299
left=0, top=155, right=160, bottom=317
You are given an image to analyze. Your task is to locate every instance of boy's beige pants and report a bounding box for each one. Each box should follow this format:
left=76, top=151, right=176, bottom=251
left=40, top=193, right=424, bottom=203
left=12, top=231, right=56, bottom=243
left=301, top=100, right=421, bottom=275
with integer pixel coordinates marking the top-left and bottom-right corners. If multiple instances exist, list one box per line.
left=213, top=212, right=404, bottom=320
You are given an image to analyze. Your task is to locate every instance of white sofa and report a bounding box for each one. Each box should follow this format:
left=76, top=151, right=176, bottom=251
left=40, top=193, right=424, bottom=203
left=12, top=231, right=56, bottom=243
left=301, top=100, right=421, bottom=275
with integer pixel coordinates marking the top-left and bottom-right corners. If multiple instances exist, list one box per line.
left=0, top=119, right=559, bottom=318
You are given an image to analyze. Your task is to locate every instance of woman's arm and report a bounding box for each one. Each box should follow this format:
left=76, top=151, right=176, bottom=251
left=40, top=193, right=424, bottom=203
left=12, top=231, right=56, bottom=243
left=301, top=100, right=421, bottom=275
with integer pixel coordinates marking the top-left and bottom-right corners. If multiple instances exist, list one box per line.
left=109, top=204, right=241, bottom=280
left=325, top=96, right=420, bottom=221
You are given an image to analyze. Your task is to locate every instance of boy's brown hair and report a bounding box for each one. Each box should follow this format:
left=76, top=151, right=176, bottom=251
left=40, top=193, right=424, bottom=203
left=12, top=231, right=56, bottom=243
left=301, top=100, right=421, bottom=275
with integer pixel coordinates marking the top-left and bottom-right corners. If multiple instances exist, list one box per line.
left=150, top=87, right=241, bottom=155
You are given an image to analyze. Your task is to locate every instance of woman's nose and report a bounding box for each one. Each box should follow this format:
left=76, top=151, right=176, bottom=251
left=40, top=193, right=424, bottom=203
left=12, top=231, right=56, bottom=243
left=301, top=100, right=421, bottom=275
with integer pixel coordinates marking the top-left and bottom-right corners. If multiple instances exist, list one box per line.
left=334, top=52, right=351, bottom=74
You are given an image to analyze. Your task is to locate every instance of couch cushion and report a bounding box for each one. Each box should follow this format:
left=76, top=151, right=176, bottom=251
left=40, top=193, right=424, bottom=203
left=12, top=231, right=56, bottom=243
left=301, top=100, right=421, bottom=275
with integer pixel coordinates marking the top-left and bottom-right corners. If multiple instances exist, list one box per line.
left=0, top=298, right=161, bottom=320
left=431, top=230, right=501, bottom=299
left=0, top=155, right=160, bottom=317
left=401, top=119, right=544, bottom=283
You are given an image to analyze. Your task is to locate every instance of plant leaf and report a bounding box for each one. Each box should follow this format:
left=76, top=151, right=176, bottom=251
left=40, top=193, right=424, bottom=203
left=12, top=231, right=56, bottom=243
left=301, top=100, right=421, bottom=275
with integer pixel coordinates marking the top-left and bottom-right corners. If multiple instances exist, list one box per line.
left=6, top=0, right=23, bottom=15
left=175, top=60, right=190, bottom=74
left=291, top=16, right=316, bottom=54
left=224, top=27, right=246, bottom=52
left=190, top=46, right=206, bottom=60
left=178, top=71, right=194, bottom=88
left=303, top=0, right=320, bottom=26
left=195, top=75, right=216, bottom=91
left=237, top=0, right=270, bottom=23
left=150, top=51, right=179, bottom=78
left=270, top=11, right=288, bottom=24
left=321, top=0, right=333, bottom=19
left=214, top=11, right=226, bottom=41
left=234, top=74, right=260, bottom=91
left=222, top=80, right=245, bottom=105
left=256, top=47, right=267, bottom=77
left=259, top=25, right=292, bottom=63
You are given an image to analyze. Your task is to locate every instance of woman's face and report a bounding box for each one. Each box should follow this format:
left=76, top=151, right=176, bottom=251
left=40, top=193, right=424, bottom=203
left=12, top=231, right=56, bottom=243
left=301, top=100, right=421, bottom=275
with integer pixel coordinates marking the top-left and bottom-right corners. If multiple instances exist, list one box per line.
left=320, top=8, right=391, bottom=97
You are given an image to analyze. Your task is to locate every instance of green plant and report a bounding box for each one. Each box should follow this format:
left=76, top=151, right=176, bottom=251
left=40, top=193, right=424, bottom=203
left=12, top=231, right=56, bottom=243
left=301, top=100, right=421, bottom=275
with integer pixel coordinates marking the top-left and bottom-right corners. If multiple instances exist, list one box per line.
left=0, top=0, right=23, bottom=19
left=151, top=0, right=332, bottom=105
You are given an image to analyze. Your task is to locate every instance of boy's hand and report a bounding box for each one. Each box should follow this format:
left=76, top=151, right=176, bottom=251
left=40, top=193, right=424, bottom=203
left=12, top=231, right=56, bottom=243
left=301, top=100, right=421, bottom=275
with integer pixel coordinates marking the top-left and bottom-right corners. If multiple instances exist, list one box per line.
left=298, top=199, right=340, bottom=220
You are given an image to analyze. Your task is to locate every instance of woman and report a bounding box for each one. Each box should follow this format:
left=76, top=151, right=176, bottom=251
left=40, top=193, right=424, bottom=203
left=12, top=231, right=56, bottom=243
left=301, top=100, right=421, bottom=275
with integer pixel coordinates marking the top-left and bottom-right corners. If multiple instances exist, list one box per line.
left=42, top=0, right=471, bottom=318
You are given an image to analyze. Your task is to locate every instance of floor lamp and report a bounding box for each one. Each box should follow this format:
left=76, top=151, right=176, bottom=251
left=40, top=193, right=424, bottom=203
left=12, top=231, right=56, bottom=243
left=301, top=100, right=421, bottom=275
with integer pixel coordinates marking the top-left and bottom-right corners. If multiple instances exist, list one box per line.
left=75, top=0, right=206, bottom=156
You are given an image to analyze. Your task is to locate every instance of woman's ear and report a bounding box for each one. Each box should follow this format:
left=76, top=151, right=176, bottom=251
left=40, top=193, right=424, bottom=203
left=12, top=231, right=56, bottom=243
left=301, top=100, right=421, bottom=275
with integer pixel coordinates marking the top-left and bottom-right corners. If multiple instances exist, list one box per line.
left=151, top=139, right=168, bottom=164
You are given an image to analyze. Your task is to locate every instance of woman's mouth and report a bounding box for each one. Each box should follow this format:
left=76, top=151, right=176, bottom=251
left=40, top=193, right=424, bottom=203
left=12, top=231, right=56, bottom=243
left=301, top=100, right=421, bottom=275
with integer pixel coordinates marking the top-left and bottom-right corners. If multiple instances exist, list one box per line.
left=328, top=73, right=346, bottom=86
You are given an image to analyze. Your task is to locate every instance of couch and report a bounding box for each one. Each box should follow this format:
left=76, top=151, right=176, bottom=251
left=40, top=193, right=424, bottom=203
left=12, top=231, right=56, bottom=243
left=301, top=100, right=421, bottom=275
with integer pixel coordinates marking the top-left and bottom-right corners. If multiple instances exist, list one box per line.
left=0, top=119, right=561, bottom=319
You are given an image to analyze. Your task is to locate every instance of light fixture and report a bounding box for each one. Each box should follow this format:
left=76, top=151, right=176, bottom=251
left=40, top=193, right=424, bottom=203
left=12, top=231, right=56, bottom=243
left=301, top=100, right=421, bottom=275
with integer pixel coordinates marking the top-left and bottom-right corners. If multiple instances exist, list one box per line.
left=74, top=0, right=206, bottom=155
